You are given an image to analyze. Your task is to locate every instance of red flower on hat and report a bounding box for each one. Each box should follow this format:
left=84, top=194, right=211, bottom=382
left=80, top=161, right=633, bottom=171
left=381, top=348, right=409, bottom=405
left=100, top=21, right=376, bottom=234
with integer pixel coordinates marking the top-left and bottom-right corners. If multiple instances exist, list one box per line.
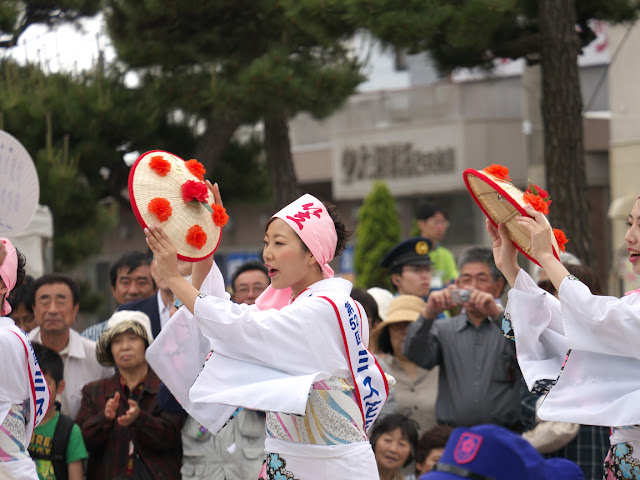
left=211, top=204, right=229, bottom=227
left=525, top=182, right=552, bottom=213
left=523, top=191, right=550, bottom=215
left=148, top=197, right=172, bottom=222
left=526, top=183, right=550, bottom=200
left=553, top=228, right=568, bottom=253
left=149, top=155, right=171, bottom=176
left=185, top=159, right=206, bottom=181
left=483, top=164, right=511, bottom=182
left=182, top=180, right=209, bottom=203
left=186, top=225, right=207, bottom=249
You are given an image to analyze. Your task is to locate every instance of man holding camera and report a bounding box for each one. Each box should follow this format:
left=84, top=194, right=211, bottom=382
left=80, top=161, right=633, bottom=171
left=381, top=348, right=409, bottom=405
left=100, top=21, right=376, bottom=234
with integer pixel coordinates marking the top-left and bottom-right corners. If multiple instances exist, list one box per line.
left=402, top=246, right=523, bottom=432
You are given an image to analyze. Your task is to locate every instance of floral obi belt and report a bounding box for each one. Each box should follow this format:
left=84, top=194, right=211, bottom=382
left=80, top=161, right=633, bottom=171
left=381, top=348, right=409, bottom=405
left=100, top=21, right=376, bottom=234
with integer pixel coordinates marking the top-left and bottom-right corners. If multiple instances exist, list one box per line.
left=265, top=376, right=367, bottom=445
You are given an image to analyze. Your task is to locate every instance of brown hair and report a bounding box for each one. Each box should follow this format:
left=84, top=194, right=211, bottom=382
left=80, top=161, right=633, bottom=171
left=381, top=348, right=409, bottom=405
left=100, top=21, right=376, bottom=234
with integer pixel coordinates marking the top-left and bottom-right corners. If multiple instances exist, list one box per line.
left=369, top=414, right=420, bottom=467
left=415, top=425, right=454, bottom=464
left=566, top=263, right=603, bottom=295
left=15, top=249, right=26, bottom=291
left=538, top=263, right=603, bottom=297
left=322, top=200, right=351, bottom=257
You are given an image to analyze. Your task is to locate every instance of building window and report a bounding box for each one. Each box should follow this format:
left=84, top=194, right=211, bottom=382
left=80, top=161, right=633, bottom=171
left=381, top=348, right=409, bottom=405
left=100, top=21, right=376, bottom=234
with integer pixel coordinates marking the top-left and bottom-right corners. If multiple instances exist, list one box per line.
left=394, top=48, right=408, bottom=72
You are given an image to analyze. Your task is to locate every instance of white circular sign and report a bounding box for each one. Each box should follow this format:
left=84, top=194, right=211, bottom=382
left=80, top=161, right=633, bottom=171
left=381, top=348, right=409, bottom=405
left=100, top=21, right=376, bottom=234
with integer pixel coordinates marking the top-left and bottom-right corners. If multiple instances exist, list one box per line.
left=0, top=130, right=40, bottom=235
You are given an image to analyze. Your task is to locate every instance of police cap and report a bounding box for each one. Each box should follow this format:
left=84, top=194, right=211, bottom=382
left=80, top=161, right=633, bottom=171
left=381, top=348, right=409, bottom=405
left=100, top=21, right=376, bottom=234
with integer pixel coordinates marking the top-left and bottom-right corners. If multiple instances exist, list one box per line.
left=380, top=237, right=433, bottom=273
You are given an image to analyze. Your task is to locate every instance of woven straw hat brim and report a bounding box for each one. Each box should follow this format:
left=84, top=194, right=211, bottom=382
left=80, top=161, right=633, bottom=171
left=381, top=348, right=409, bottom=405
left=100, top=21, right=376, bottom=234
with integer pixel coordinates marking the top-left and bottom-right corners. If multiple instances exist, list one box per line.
left=373, top=314, right=417, bottom=336
left=374, top=295, right=425, bottom=331
left=463, top=168, right=560, bottom=267
left=129, top=150, right=221, bottom=261
left=385, top=309, right=422, bottom=324
left=96, top=320, right=150, bottom=367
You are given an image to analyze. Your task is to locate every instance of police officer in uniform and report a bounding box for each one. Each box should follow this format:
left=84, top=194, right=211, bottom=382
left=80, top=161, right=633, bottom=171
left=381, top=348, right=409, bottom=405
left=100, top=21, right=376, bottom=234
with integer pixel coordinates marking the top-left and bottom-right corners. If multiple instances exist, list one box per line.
left=381, top=237, right=434, bottom=298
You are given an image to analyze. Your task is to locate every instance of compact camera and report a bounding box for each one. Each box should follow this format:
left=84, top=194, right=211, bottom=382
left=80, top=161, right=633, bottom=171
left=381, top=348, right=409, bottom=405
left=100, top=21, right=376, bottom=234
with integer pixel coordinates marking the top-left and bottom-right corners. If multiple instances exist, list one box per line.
left=450, top=288, right=471, bottom=304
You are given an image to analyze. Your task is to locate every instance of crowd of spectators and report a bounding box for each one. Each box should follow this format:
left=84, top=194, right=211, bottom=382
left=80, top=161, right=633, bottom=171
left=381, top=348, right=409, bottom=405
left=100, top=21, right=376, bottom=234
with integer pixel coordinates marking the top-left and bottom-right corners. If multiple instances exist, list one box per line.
left=1, top=200, right=601, bottom=479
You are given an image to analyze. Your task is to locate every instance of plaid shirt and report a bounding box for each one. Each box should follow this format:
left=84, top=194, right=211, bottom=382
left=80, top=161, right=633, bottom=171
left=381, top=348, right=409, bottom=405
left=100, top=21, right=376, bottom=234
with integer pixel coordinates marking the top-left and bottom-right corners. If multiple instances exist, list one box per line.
left=547, top=425, right=610, bottom=480
left=522, top=381, right=609, bottom=480
left=76, top=369, right=183, bottom=480
left=81, top=320, right=109, bottom=342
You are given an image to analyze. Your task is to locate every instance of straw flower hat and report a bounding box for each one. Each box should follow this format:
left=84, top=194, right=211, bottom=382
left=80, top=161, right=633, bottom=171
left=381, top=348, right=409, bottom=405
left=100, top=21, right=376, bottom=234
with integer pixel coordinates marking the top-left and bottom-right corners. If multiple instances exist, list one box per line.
left=463, top=165, right=565, bottom=267
left=129, top=150, right=229, bottom=261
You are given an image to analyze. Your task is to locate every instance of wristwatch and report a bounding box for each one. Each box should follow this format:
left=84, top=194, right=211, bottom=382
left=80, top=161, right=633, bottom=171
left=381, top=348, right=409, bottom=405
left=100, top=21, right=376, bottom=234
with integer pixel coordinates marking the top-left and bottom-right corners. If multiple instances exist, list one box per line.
left=174, top=293, right=206, bottom=310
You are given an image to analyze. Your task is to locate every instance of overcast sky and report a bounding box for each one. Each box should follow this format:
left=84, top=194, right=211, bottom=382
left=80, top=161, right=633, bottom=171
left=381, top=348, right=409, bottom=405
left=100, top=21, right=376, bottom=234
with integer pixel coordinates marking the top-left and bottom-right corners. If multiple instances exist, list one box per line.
left=4, top=14, right=411, bottom=92
left=5, top=14, right=115, bottom=74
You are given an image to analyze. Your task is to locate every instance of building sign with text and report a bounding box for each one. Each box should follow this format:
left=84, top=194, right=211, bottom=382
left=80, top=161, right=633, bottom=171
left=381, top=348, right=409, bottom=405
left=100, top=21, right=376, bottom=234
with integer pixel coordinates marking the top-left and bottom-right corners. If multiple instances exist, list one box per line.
left=332, top=126, right=465, bottom=200
left=341, top=144, right=455, bottom=183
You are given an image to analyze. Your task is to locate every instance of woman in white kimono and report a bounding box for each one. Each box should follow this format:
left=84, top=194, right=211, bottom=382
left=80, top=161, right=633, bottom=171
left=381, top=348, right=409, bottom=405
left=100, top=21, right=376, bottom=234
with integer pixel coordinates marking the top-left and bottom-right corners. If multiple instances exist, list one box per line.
left=145, top=189, right=389, bottom=480
left=487, top=200, right=640, bottom=479
left=0, top=239, right=50, bottom=479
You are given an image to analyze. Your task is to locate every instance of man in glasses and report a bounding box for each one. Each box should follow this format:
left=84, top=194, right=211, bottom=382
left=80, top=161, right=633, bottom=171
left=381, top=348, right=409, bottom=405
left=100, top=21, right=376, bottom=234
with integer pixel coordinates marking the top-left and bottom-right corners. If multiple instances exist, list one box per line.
left=416, top=202, right=458, bottom=290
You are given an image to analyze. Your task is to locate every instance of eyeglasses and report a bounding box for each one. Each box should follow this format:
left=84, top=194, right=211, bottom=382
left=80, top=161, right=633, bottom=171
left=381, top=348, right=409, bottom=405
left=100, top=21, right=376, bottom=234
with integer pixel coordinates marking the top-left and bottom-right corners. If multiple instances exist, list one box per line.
left=427, top=218, right=450, bottom=228
left=403, top=265, right=433, bottom=275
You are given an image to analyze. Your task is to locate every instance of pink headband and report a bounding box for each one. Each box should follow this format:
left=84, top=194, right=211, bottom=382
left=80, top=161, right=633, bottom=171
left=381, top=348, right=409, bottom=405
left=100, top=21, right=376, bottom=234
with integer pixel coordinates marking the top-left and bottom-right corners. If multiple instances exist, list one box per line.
left=0, top=238, right=18, bottom=316
left=255, top=194, right=338, bottom=311
left=273, top=194, right=337, bottom=279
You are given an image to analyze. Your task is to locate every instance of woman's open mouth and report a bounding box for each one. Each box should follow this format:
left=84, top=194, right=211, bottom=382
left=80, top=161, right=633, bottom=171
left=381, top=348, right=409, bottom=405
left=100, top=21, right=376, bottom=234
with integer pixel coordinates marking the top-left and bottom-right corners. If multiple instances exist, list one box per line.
left=265, top=264, right=278, bottom=277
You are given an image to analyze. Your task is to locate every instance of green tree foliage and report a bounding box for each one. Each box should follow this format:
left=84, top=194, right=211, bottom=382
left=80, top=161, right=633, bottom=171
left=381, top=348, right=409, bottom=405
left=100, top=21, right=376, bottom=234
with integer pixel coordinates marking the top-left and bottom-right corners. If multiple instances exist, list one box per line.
left=104, top=0, right=364, bottom=207
left=354, top=181, right=401, bottom=290
left=0, top=59, right=195, bottom=268
left=346, top=0, right=637, bottom=71
left=215, top=136, right=271, bottom=203
left=0, top=1, right=271, bottom=268
left=348, top=0, right=640, bottom=265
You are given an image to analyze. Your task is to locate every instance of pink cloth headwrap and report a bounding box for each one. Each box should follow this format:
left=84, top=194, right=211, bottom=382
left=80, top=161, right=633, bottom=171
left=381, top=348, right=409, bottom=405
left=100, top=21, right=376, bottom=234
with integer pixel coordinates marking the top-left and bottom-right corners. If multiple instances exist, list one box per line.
left=0, top=238, right=18, bottom=316
left=255, top=194, right=338, bottom=311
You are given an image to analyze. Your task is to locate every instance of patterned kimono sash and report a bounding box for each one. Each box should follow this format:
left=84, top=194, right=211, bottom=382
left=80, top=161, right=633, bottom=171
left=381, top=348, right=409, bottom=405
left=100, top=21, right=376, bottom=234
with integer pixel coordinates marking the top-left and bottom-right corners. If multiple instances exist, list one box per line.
left=318, top=295, right=388, bottom=433
left=7, top=325, right=49, bottom=440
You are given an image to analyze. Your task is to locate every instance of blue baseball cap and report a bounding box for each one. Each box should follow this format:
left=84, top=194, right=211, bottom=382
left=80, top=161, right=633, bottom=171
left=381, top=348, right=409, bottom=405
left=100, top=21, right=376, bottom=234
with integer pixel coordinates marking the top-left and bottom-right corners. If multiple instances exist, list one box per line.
left=420, top=425, right=584, bottom=480
left=544, top=458, right=584, bottom=480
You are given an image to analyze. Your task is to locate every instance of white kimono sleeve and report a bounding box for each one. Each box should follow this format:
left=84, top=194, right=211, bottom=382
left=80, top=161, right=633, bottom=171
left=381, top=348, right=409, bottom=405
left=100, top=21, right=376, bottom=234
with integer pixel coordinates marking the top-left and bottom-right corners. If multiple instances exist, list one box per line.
left=506, top=270, right=568, bottom=391
left=0, top=327, right=29, bottom=425
left=506, top=272, right=640, bottom=427
left=559, top=277, right=640, bottom=359
left=145, top=263, right=237, bottom=434
left=194, top=294, right=349, bottom=377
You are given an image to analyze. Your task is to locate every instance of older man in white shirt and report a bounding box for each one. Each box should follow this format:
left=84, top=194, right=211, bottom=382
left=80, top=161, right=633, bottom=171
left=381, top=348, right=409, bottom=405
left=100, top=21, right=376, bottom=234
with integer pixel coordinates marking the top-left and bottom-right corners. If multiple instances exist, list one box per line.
left=28, top=273, right=113, bottom=419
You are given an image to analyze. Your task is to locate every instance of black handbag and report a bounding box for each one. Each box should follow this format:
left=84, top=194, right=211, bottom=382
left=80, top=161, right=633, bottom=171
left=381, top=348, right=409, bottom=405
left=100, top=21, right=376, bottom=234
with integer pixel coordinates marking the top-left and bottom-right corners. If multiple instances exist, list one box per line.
left=132, top=448, right=155, bottom=480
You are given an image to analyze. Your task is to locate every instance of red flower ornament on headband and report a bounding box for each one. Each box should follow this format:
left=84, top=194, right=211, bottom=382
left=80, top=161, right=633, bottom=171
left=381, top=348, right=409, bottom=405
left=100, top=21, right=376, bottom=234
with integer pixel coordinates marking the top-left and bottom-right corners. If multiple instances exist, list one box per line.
left=186, top=225, right=207, bottom=249
left=148, top=197, right=172, bottom=222
left=211, top=204, right=229, bottom=227
left=553, top=228, right=568, bottom=253
left=483, top=164, right=511, bottom=182
left=149, top=155, right=171, bottom=176
left=185, top=159, right=206, bottom=181
left=182, top=180, right=209, bottom=203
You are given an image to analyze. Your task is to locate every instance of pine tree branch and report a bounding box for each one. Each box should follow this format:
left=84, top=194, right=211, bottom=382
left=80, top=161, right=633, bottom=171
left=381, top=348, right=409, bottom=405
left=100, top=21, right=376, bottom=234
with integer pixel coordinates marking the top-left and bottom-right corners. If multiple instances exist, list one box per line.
left=487, top=32, right=543, bottom=62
